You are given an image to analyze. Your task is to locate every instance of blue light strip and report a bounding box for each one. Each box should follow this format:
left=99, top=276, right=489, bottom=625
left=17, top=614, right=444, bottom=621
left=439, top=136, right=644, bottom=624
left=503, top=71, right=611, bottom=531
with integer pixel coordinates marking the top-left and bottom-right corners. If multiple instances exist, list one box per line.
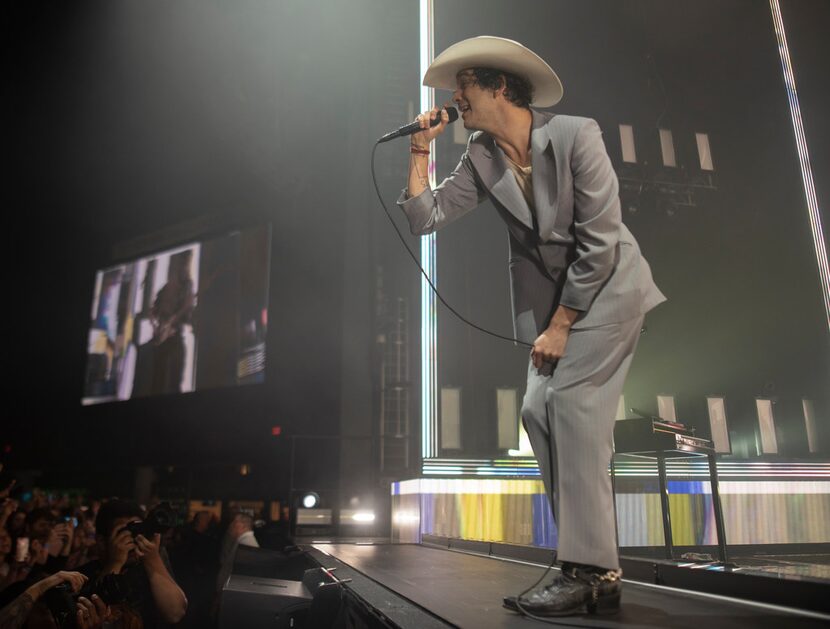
left=770, top=0, right=830, bottom=333
left=419, top=0, right=438, bottom=459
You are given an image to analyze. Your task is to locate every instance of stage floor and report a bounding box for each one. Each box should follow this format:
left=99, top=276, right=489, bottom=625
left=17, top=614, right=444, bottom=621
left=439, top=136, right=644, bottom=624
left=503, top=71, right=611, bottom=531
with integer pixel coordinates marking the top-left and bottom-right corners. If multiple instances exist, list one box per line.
left=310, top=543, right=830, bottom=628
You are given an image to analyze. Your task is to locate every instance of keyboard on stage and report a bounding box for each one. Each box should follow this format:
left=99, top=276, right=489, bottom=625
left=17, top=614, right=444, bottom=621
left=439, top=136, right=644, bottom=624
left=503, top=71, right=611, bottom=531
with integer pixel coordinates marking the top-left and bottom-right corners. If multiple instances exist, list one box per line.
left=611, top=412, right=726, bottom=563
left=613, top=416, right=715, bottom=456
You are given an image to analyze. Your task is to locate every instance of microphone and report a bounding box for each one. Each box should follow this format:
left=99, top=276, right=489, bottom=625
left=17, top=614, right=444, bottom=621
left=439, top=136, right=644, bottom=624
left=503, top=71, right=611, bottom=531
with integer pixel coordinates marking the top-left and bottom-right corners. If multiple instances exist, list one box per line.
left=377, top=106, right=458, bottom=143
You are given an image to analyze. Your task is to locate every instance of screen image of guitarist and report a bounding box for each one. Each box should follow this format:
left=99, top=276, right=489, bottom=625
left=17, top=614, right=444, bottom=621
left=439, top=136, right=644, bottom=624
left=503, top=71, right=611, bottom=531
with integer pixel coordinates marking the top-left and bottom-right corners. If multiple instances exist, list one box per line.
left=82, top=224, right=271, bottom=405
left=149, top=249, right=196, bottom=395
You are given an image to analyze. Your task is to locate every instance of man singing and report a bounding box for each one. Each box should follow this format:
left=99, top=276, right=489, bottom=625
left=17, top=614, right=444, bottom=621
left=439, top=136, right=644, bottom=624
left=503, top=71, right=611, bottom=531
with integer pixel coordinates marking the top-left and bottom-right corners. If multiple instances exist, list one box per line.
left=398, top=37, right=665, bottom=616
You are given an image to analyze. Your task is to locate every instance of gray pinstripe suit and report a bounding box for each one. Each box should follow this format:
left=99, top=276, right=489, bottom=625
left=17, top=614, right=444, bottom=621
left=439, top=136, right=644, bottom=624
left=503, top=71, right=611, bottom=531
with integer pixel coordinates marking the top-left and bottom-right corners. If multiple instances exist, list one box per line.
left=398, top=111, right=665, bottom=569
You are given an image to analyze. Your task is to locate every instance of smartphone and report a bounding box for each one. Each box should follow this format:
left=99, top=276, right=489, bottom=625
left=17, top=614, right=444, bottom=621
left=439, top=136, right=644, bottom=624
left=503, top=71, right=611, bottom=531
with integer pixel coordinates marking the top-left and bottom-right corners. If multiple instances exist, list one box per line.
left=15, top=537, right=29, bottom=563
left=62, top=516, right=78, bottom=528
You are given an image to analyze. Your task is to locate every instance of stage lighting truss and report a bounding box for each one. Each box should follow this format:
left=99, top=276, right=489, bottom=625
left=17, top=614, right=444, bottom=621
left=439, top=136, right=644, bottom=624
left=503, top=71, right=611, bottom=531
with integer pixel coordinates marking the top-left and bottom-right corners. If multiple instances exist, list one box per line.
left=615, top=125, right=717, bottom=215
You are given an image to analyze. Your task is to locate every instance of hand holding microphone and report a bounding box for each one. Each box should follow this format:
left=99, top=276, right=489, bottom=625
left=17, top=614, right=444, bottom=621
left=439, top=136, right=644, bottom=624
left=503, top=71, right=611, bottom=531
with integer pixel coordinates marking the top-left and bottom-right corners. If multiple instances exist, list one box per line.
left=370, top=101, right=532, bottom=351
left=411, top=104, right=456, bottom=148
left=377, top=104, right=458, bottom=144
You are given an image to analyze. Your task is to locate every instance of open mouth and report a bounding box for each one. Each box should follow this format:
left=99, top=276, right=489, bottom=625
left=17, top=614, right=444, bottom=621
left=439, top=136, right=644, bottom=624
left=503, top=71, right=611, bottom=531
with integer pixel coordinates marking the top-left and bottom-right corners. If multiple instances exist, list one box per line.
left=459, top=103, right=471, bottom=114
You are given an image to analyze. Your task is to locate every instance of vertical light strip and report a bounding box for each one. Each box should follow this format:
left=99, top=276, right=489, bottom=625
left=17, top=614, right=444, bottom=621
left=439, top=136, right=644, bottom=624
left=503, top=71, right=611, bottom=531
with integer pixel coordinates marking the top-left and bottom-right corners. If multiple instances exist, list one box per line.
left=419, top=0, right=438, bottom=459
left=770, top=0, right=830, bottom=334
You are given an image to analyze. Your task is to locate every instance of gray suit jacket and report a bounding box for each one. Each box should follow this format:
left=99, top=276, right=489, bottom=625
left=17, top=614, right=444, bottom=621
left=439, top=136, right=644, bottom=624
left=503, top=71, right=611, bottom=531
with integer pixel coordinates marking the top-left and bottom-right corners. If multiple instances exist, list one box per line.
left=398, top=110, right=665, bottom=343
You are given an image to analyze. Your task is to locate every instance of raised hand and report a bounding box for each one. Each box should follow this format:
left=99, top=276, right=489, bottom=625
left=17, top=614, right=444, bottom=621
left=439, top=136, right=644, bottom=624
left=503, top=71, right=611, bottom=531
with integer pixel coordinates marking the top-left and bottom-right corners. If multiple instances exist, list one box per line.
left=76, top=594, right=111, bottom=629
left=410, top=104, right=453, bottom=149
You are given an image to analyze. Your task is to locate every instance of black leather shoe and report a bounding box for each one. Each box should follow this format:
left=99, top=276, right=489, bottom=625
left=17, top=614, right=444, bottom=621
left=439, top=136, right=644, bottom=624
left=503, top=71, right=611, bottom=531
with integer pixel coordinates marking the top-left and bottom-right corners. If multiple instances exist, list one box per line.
left=504, top=565, right=622, bottom=616
left=502, top=594, right=522, bottom=612
left=503, top=573, right=557, bottom=612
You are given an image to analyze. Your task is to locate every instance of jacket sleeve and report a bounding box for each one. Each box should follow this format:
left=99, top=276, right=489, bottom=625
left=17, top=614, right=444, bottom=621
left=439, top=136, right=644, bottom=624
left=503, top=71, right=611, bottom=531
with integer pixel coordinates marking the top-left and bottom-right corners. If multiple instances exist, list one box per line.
left=396, top=145, right=486, bottom=236
left=558, top=119, right=622, bottom=312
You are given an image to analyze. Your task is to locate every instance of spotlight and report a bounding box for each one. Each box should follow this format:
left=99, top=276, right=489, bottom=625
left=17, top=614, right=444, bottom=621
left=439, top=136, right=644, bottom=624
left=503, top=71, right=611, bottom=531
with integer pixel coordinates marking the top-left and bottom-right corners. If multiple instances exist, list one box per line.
left=351, top=511, right=375, bottom=523
left=301, top=492, right=320, bottom=509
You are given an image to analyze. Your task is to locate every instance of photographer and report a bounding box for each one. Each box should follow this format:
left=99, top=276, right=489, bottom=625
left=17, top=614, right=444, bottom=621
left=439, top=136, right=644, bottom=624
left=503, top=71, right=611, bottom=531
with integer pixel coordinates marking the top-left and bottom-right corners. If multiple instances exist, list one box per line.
left=79, top=501, right=186, bottom=628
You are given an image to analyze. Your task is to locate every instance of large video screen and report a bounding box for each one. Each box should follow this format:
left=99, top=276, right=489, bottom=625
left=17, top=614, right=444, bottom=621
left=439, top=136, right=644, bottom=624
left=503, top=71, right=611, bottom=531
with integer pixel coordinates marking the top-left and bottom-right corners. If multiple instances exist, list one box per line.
left=82, top=225, right=271, bottom=405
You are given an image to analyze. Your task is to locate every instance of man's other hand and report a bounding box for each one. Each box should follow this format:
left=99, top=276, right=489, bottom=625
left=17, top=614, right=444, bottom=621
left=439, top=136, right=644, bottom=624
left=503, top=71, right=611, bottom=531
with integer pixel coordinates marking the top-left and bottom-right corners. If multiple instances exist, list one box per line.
left=76, top=594, right=111, bottom=629
left=107, top=528, right=135, bottom=571
left=135, top=533, right=163, bottom=570
left=531, top=327, right=570, bottom=369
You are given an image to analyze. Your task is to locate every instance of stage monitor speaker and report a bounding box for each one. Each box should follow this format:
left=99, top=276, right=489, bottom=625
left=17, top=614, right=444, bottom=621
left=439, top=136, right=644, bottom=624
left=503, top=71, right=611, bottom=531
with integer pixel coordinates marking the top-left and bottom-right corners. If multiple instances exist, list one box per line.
left=219, top=574, right=311, bottom=629
left=232, top=544, right=314, bottom=581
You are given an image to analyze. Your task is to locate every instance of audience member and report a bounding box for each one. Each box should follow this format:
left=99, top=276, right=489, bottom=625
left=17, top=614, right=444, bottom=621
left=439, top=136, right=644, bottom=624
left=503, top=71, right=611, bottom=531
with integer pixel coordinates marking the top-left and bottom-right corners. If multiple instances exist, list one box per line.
left=0, top=468, right=289, bottom=627
left=0, top=570, right=110, bottom=629
left=77, top=500, right=187, bottom=628
left=216, top=513, right=259, bottom=592
left=228, top=513, right=258, bottom=551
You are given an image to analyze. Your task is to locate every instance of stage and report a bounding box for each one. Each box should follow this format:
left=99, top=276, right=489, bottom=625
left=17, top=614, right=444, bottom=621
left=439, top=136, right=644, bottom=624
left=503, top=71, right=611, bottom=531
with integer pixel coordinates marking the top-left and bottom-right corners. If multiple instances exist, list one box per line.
left=305, top=542, right=830, bottom=628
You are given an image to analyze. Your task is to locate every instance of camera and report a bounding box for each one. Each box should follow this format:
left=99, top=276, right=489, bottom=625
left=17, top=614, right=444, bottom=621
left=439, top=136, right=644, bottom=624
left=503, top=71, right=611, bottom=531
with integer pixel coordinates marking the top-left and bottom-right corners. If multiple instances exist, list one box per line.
left=42, top=582, right=77, bottom=629
left=122, top=502, right=176, bottom=539
left=44, top=573, right=136, bottom=629
left=61, top=515, right=78, bottom=527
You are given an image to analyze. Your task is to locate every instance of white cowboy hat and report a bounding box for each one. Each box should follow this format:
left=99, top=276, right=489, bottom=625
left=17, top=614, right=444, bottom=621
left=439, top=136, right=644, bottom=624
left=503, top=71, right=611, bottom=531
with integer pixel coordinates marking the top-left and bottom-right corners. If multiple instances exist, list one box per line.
left=423, top=36, right=563, bottom=107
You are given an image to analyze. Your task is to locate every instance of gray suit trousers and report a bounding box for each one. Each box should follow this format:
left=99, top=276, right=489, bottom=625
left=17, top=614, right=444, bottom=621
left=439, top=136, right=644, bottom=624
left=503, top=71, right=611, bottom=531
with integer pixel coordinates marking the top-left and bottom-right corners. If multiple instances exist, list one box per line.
left=521, top=313, right=644, bottom=570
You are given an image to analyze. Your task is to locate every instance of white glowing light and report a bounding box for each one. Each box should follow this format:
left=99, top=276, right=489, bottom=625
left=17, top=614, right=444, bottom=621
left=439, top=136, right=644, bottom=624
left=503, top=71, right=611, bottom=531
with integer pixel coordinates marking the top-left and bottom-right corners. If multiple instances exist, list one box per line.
left=419, top=0, right=438, bottom=459
left=770, top=0, right=830, bottom=333
left=393, top=511, right=421, bottom=524
left=301, top=493, right=319, bottom=509
left=351, top=511, right=376, bottom=523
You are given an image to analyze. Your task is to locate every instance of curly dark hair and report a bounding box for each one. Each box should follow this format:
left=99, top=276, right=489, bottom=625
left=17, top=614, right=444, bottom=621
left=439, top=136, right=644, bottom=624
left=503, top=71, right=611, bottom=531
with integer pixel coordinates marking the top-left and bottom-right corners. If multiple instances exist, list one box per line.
left=95, top=499, right=144, bottom=539
left=471, top=68, right=534, bottom=109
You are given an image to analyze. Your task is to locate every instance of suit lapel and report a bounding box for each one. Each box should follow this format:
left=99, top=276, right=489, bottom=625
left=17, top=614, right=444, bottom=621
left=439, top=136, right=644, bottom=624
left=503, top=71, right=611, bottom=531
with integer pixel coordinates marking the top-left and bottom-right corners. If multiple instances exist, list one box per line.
left=467, top=110, right=558, bottom=236
left=530, top=111, right=559, bottom=238
left=469, top=136, right=534, bottom=231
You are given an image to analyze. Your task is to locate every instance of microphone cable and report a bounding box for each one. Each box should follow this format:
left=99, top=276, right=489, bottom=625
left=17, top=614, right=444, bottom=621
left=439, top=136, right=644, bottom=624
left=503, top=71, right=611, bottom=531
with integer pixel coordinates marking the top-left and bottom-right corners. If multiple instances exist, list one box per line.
left=370, top=140, right=532, bottom=350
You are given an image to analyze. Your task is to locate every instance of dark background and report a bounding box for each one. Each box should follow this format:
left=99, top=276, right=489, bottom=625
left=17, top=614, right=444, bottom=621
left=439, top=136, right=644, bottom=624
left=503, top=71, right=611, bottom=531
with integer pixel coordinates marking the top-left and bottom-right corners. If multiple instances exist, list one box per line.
left=4, top=0, right=828, bottom=511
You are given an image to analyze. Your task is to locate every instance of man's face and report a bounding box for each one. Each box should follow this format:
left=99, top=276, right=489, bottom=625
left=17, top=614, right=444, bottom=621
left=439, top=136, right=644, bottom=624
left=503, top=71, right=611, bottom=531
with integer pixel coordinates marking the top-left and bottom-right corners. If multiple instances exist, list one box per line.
left=453, top=69, right=498, bottom=131
left=29, top=517, right=55, bottom=542
left=10, top=512, right=26, bottom=532
left=229, top=516, right=246, bottom=539
left=193, top=511, right=211, bottom=533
